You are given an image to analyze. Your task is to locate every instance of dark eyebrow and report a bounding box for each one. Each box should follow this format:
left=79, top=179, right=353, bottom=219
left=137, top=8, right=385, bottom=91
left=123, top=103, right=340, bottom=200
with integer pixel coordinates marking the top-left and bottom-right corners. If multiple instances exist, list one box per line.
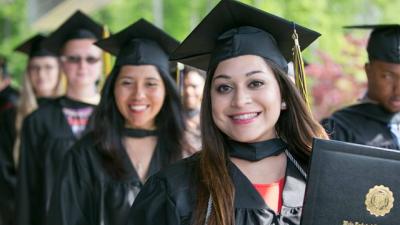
left=246, top=70, right=264, bottom=76
left=213, top=70, right=264, bottom=81
left=145, top=76, right=161, bottom=81
left=213, top=74, right=231, bottom=81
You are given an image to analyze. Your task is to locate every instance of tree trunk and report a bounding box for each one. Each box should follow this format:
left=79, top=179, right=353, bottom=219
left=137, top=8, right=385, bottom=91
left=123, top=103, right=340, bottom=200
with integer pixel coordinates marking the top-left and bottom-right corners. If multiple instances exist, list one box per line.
left=152, top=0, right=163, bottom=28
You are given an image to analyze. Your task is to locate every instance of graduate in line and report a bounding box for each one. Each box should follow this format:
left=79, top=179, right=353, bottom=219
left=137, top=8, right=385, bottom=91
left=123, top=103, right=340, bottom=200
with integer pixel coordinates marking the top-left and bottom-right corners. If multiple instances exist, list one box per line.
left=182, top=65, right=205, bottom=153
left=0, top=56, right=19, bottom=113
left=16, top=11, right=103, bottom=225
left=47, top=19, right=188, bottom=225
left=0, top=34, right=62, bottom=225
left=322, top=24, right=400, bottom=150
left=128, top=0, right=328, bottom=224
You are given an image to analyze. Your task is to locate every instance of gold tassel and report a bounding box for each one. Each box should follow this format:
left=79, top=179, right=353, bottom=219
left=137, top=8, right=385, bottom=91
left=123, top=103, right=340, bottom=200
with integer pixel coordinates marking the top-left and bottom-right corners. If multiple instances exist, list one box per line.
left=100, top=25, right=112, bottom=89
left=292, top=25, right=311, bottom=112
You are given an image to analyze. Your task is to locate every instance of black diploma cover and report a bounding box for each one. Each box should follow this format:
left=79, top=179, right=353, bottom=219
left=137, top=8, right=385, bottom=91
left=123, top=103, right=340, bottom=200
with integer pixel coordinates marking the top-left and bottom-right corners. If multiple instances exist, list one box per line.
left=301, top=139, right=400, bottom=225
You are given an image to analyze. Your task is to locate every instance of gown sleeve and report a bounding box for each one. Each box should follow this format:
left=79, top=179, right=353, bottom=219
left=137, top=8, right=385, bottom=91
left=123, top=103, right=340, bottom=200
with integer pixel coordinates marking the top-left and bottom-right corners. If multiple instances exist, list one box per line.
left=0, top=108, right=17, bottom=225
left=128, top=175, right=181, bottom=225
left=16, top=113, right=45, bottom=225
left=320, top=116, right=354, bottom=142
left=46, top=148, right=92, bottom=225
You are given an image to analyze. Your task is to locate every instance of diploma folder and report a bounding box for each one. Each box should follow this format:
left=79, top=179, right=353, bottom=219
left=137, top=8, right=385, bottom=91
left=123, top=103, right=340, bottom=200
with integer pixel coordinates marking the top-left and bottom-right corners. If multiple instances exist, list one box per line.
left=301, top=139, right=400, bottom=225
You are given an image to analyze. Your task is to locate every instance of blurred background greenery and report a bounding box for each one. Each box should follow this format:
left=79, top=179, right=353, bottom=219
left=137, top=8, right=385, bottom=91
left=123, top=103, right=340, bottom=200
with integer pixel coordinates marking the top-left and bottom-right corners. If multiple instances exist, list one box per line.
left=1, top=0, right=399, bottom=118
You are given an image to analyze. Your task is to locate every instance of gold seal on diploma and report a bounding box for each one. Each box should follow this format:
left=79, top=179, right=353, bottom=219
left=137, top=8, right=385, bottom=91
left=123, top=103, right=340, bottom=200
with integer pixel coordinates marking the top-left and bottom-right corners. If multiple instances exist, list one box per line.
left=365, top=185, right=394, bottom=217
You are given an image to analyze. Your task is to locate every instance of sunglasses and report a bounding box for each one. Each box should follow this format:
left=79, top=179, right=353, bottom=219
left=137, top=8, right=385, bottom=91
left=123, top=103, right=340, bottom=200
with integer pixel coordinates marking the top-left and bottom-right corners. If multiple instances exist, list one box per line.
left=61, top=55, right=101, bottom=64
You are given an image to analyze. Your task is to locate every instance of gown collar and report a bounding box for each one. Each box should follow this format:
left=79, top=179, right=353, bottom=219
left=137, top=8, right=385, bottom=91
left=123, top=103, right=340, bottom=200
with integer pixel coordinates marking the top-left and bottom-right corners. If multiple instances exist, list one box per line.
left=344, top=102, right=400, bottom=124
left=229, top=150, right=306, bottom=209
left=227, top=138, right=287, bottom=161
left=122, top=128, right=158, bottom=138
left=59, top=96, right=96, bottom=108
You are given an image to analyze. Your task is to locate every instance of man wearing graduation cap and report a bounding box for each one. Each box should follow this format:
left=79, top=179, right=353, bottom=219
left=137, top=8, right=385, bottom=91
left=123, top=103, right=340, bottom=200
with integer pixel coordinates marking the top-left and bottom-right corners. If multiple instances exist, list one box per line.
left=16, top=11, right=103, bottom=225
left=322, top=25, right=400, bottom=150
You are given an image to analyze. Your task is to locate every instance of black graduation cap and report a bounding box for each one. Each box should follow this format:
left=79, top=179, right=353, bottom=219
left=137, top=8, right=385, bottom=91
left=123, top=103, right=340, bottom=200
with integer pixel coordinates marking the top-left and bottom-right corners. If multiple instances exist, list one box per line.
left=14, top=34, right=56, bottom=58
left=95, top=18, right=180, bottom=76
left=170, top=0, right=320, bottom=72
left=44, top=10, right=104, bottom=55
left=344, top=24, right=400, bottom=63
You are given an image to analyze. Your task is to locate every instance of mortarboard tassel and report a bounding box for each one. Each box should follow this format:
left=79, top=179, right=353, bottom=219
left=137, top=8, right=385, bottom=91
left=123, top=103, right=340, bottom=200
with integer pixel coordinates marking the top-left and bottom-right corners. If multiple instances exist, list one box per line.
left=292, top=24, right=311, bottom=112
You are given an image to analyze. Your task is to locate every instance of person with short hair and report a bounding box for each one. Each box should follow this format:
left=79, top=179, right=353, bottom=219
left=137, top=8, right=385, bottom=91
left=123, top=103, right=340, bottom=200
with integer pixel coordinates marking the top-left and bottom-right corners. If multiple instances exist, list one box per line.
left=182, top=65, right=205, bottom=152
left=322, top=24, right=400, bottom=150
left=0, top=56, right=19, bottom=113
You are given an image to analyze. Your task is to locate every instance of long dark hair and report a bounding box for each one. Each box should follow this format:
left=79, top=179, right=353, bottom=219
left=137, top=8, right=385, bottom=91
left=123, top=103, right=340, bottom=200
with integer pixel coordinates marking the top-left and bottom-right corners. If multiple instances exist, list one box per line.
left=193, top=58, right=329, bottom=225
left=92, top=64, right=186, bottom=178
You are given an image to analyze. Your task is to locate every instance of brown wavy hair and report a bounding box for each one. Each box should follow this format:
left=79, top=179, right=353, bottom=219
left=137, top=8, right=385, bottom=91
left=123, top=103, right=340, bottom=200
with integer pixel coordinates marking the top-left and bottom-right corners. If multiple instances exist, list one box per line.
left=192, top=58, right=329, bottom=225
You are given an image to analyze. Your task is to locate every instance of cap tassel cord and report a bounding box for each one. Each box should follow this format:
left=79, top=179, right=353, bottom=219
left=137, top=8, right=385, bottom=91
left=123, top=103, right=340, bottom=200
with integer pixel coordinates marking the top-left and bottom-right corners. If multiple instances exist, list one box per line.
left=101, top=25, right=112, bottom=89
left=292, top=25, right=311, bottom=112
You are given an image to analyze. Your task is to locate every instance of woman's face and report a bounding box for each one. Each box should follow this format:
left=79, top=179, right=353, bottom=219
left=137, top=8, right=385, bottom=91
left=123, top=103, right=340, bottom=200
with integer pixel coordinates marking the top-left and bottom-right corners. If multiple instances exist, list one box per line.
left=114, top=65, right=166, bottom=130
left=28, top=56, right=60, bottom=97
left=211, top=55, right=282, bottom=143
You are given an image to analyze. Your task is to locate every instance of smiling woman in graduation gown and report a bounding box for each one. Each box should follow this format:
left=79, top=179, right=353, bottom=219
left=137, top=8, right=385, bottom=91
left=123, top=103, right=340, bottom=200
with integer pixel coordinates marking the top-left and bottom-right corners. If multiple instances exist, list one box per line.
left=16, top=11, right=104, bottom=225
left=46, top=19, right=187, bottom=225
left=128, top=1, right=328, bottom=225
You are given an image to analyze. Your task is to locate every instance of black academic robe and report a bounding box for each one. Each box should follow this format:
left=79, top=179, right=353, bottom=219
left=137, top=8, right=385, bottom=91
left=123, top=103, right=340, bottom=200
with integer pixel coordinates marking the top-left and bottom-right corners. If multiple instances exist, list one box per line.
left=321, top=102, right=400, bottom=150
left=16, top=96, right=95, bottom=225
left=0, top=98, right=51, bottom=225
left=0, top=86, right=19, bottom=113
left=46, top=132, right=167, bottom=225
left=0, top=107, right=17, bottom=225
left=128, top=151, right=307, bottom=225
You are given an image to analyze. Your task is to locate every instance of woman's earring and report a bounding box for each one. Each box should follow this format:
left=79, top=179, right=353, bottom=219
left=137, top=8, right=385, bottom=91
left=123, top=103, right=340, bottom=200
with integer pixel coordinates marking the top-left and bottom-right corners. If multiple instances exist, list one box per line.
left=281, top=102, right=287, bottom=110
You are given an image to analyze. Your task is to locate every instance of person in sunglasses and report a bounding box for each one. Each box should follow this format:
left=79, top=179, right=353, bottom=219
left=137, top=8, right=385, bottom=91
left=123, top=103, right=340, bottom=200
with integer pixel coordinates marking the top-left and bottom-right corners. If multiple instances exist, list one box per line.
left=128, top=1, right=328, bottom=225
left=16, top=11, right=103, bottom=225
left=0, top=34, right=63, bottom=225
left=46, top=19, right=189, bottom=225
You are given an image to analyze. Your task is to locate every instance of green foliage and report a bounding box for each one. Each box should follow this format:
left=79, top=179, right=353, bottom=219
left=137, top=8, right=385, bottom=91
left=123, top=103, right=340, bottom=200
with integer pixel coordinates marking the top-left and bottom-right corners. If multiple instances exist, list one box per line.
left=0, top=0, right=29, bottom=86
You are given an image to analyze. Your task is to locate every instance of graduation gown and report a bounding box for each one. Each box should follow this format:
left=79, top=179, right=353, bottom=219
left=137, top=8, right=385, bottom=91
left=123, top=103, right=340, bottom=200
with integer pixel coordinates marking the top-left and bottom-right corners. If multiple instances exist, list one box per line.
left=0, top=98, right=51, bottom=225
left=128, top=151, right=307, bottom=225
left=46, top=132, right=167, bottom=225
left=16, top=96, right=95, bottom=225
left=321, top=102, right=400, bottom=150
left=0, top=86, right=19, bottom=113
left=0, top=107, right=17, bottom=225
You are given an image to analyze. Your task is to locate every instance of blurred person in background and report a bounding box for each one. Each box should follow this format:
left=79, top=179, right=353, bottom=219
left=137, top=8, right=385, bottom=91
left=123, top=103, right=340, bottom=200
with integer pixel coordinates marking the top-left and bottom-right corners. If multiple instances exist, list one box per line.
left=182, top=65, right=205, bottom=153
left=47, top=19, right=188, bottom=225
left=0, top=56, right=19, bottom=113
left=322, top=24, right=400, bottom=150
left=0, top=34, right=62, bottom=225
left=16, top=11, right=103, bottom=225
